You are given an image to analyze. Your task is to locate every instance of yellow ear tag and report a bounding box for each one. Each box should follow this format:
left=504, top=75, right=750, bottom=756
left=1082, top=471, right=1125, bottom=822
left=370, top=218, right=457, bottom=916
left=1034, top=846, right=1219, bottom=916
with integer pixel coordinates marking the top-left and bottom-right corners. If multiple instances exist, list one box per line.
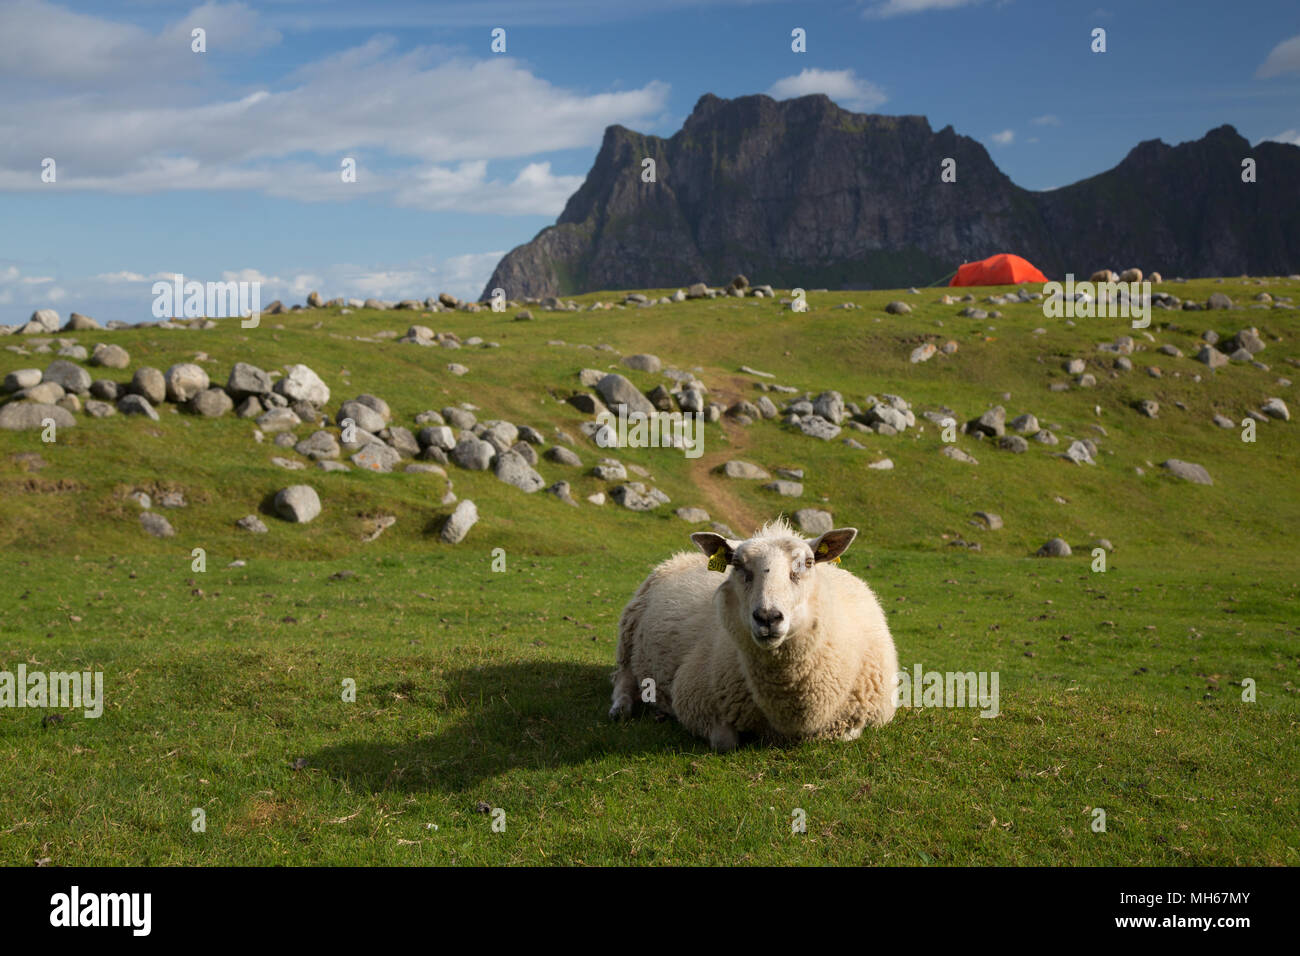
left=708, top=548, right=728, bottom=573
left=816, top=543, right=841, bottom=565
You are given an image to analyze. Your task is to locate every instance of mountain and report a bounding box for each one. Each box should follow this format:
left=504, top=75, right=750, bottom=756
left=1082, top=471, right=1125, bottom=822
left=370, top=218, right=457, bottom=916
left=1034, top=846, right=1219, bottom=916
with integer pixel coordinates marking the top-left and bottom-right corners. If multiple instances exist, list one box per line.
left=482, top=93, right=1300, bottom=298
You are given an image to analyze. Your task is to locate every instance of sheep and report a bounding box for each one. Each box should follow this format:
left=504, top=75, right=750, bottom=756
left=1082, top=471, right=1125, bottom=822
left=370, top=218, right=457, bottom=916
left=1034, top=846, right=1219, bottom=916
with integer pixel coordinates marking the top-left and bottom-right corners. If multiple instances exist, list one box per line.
left=610, top=518, right=898, bottom=751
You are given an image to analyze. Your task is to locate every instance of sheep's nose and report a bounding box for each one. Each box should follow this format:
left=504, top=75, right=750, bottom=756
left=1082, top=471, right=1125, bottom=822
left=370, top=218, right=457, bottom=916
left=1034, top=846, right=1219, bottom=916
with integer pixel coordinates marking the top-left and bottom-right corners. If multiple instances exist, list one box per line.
left=753, top=607, right=783, bottom=626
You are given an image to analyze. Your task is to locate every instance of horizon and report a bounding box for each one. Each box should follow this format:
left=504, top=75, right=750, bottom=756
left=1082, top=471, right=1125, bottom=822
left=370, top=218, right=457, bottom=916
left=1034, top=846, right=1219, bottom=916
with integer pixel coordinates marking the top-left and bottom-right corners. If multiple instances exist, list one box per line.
left=2, top=0, right=1299, bottom=325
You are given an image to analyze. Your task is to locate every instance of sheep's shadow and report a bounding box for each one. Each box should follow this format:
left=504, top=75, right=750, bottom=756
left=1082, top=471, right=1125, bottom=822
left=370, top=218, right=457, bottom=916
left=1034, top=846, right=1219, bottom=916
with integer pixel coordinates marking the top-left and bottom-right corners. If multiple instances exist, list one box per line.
left=310, top=661, right=703, bottom=795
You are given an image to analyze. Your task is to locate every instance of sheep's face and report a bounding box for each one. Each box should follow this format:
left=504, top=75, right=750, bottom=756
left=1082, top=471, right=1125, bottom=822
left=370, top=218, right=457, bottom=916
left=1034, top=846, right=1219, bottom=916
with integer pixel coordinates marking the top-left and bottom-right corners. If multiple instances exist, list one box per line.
left=692, top=527, right=858, bottom=649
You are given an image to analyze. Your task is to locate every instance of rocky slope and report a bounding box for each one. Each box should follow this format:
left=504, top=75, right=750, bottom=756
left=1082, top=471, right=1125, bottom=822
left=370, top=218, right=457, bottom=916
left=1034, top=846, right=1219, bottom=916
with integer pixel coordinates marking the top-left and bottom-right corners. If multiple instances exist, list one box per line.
left=483, top=93, right=1300, bottom=298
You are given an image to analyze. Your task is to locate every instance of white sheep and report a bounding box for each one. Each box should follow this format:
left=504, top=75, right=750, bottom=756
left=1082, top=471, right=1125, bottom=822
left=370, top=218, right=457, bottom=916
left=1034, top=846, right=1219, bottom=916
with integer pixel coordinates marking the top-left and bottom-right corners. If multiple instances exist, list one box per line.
left=610, top=518, right=898, bottom=751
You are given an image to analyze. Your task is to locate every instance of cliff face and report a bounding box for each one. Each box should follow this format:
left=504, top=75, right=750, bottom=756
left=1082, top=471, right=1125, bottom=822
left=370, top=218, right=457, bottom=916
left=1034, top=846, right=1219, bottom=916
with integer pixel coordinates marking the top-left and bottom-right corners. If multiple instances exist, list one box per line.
left=483, top=93, right=1300, bottom=298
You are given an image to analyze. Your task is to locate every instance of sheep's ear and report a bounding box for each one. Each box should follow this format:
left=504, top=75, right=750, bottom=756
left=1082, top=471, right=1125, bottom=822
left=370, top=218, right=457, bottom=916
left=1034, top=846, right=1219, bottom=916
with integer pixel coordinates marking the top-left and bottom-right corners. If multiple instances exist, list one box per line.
left=691, top=532, right=735, bottom=572
left=812, top=528, right=857, bottom=563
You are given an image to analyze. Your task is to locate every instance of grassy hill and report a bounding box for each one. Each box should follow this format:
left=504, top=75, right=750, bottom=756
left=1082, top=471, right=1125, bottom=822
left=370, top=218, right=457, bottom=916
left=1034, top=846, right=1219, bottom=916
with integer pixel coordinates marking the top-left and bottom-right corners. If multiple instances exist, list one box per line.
left=1, top=278, right=1296, bottom=865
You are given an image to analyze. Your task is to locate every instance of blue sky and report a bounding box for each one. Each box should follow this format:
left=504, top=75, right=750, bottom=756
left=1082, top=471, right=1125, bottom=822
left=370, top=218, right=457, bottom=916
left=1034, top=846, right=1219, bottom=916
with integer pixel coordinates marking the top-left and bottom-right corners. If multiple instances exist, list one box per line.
left=2, top=0, right=1298, bottom=324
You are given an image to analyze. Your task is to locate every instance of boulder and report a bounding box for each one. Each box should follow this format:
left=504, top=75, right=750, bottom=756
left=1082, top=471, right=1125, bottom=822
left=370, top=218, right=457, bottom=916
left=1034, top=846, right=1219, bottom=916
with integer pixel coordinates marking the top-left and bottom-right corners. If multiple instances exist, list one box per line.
left=968, top=406, right=1006, bottom=438
left=1036, top=537, right=1071, bottom=557
left=116, top=394, right=159, bottom=420
left=452, top=434, right=495, bottom=470
left=622, top=353, right=662, bottom=374
left=0, top=402, right=75, bottom=430
left=352, top=442, right=401, bottom=472
left=164, top=363, right=210, bottom=403
left=131, top=367, right=167, bottom=404
left=1160, top=459, right=1212, bottom=485
left=441, top=499, right=479, bottom=543
left=90, top=343, right=130, bottom=369
left=43, top=359, right=91, bottom=394
left=274, top=485, right=322, bottom=522
left=596, top=373, right=656, bottom=417
left=494, top=450, right=546, bottom=492
left=3, top=369, right=42, bottom=392
left=275, top=364, right=330, bottom=406
left=337, top=400, right=386, bottom=434
left=140, top=512, right=175, bottom=538
left=227, top=362, right=272, bottom=398
left=188, top=387, right=233, bottom=418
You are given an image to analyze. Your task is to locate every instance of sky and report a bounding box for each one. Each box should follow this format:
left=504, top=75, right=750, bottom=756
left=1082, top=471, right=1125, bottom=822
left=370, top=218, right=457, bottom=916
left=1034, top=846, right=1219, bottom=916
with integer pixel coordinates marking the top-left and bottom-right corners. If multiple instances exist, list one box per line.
left=1, top=0, right=1298, bottom=325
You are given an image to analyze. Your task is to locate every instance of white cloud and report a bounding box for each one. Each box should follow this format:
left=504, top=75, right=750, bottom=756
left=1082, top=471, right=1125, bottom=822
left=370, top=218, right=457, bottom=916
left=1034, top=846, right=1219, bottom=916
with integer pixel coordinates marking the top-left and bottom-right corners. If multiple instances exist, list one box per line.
left=989, top=129, right=1015, bottom=146
left=1030, top=114, right=1061, bottom=126
left=862, top=0, right=982, bottom=18
left=767, top=68, right=886, bottom=111
left=1256, top=35, right=1300, bottom=79
left=1259, top=129, right=1300, bottom=146
left=0, top=2, right=670, bottom=216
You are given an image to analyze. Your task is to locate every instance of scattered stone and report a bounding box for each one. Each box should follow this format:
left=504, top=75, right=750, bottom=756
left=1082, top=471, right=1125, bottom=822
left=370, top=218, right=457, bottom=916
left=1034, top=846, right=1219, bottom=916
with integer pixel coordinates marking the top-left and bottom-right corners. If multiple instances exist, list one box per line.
left=140, top=512, right=175, bottom=538
left=940, top=445, right=978, bottom=465
left=274, top=485, right=322, bottom=522
left=494, top=450, right=545, bottom=492
left=352, top=443, right=401, bottom=473
left=973, top=511, right=1002, bottom=530
left=763, top=481, right=803, bottom=497
left=188, top=387, right=233, bottom=418
left=622, top=353, right=662, bottom=373
left=89, top=343, right=130, bottom=369
left=1161, top=459, right=1212, bottom=485
left=164, top=363, right=210, bottom=403
left=999, top=435, right=1029, bottom=453
left=722, top=460, right=769, bottom=480
left=885, top=301, right=912, bottom=315
left=275, top=364, right=330, bottom=406
left=1261, top=398, right=1289, bottom=421
left=257, top=407, right=301, bottom=433
left=1137, top=400, right=1159, bottom=418
left=227, top=362, right=272, bottom=398
left=1036, top=537, right=1071, bottom=557
left=441, top=500, right=479, bottom=543
left=452, top=434, right=495, bottom=470
left=116, top=394, right=159, bottom=420
left=909, top=343, right=936, bottom=363
left=675, top=507, right=711, bottom=523
left=968, top=406, right=1006, bottom=438
left=0, top=402, right=75, bottom=430
left=237, top=515, right=268, bottom=533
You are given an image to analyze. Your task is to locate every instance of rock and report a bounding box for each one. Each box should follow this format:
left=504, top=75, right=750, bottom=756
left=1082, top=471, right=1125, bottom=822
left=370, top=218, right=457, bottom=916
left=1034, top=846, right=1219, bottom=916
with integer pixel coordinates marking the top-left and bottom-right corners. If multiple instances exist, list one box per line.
left=1196, top=345, right=1229, bottom=369
left=1063, top=440, right=1096, bottom=465
left=0, top=402, right=75, bottom=430
left=973, top=511, right=1002, bottom=530
left=479, top=420, right=520, bottom=455
left=441, top=500, right=479, bottom=543
left=271, top=456, right=305, bottom=470
left=1036, top=537, right=1071, bottom=557
left=384, top=426, right=420, bottom=458
left=257, top=407, right=302, bottom=432
left=418, top=425, right=457, bottom=451
left=275, top=364, right=330, bottom=406
left=968, top=406, right=1006, bottom=438
left=1077, top=373, right=1097, bottom=388
left=29, top=309, right=60, bottom=333
left=793, top=509, right=834, bottom=535
left=1212, top=413, right=1235, bottom=429
left=686, top=282, right=710, bottom=299
left=140, top=512, right=175, bottom=538
left=1225, top=327, right=1265, bottom=355
left=622, top=353, right=662, bottom=374
left=3, top=369, right=42, bottom=392
left=274, top=485, right=322, bottom=522
left=1065, top=358, right=1086, bottom=375
left=610, top=483, right=665, bottom=511
left=161, top=363, right=209, bottom=403
left=116, top=394, right=159, bottom=420
left=1261, top=398, right=1289, bottom=421
left=885, top=301, right=912, bottom=315
left=296, top=430, right=341, bottom=460
left=17, top=382, right=64, bottom=404
left=867, top=458, right=894, bottom=470
left=998, top=435, right=1029, bottom=453
left=84, top=399, right=115, bottom=418
left=446, top=363, right=469, bottom=376
left=352, top=442, right=401, bottom=472
left=131, top=367, right=167, bottom=404
left=452, top=434, right=495, bottom=470
left=940, top=445, right=978, bottom=465
left=722, top=460, right=770, bottom=480
left=813, top=391, right=844, bottom=424
left=494, top=450, right=545, bottom=492
left=442, top=407, right=478, bottom=432
left=43, top=359, right=91, bottom=394
left=1009, top=413, right=1039, bottom=434
left=1202, top=330, right=1220, bottom=345
left=863, top=404, right=908, bottom=432
left=337, top=400, right=386, bottom=434
left=596, top=373, right=656, bottom=417
left=544, top=446, right=582, bottom=467
left=90, top=343, right=130, bottom=369
left=909, top=343, right=936, bottom=363
left=763, top=481, right=803, bottom=497
left=237, top=515, right=268, bottom=534
left=188, top=387, right=233, bottom=418
left=227, top=362, right=272, bottom=398
left=56, top=393, right=81, bottom=414
left=1136, top=400, right=1159, bottom=418
left=1115, top=356, right=1133, bottom=371
left=675, top=507, right=710, bottom=523
left=1160, top=459, right=1212, bottom=485
left=1206, top=292, right=1233, bottom=309
left=318, top=460, right=351, bottom=472
left=1157, top=344, right=1183, bottom=358
left=799, top=415, right=841, bottom=440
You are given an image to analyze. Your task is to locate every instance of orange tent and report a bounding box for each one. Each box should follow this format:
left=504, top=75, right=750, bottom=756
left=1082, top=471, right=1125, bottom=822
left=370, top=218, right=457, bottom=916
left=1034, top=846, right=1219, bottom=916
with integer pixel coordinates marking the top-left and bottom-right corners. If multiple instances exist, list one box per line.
left=949, top=253, right=1049, bottom=286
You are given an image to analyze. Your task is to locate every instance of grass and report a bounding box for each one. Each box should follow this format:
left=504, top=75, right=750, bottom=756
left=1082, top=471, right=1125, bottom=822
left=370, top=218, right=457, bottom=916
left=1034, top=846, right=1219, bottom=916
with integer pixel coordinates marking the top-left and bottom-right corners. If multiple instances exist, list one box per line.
left=1, top=278, right=1297, bottom=865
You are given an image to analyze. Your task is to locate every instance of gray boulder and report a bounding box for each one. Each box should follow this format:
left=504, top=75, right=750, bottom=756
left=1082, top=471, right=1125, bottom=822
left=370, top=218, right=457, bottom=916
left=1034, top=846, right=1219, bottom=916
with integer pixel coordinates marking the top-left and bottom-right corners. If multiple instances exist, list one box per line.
left=116, top=394, right=159, bottom=420
left=227, top=362, right=272, bottom=398
left=3, top=369, right=42, bottom=392
left=90, top=343, right=130, bottom=369
left=165, top=363, right=210, bottom=403
left=441, top=499, right=479, bottom=543
left=596, top=373, right=656, bottom=417
left=275, top=364, right=330, bottom=406
left=188, top=387, right=233, bottom=418
left=452, top=434, right=495, bottom=470
left=0, top=402, right=75, bottom=430
left=793, top=509, right=834, bottom=535
left=131, top=367, right=167, bottom=404
left=1036, top=537, right=1071, bottom=557
left=274, top=484, right=322, bottom=522
left=352, top=443, right=401, bottom=472
left=1161, top=459, right=1212, bottom=485
left=494, top=450, right=545, bottom=492
left=140, top=512, right=175, bottom=538
left=43, top=359, right=91, bottom=394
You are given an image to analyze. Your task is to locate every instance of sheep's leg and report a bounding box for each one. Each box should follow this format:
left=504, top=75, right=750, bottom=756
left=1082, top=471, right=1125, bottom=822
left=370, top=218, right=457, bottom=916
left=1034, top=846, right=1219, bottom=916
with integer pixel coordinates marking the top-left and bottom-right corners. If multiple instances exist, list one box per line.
left=708, top=722, right=740, bottom=753
left=840, top=725, right=864, bottom=742
left=609, top=667, right=637, bottom=720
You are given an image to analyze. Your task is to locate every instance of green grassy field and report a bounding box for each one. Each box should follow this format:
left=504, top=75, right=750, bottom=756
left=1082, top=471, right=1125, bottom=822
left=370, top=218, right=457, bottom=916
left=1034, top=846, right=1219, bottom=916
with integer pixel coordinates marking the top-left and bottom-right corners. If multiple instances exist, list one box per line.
left=1, top=279, right=1297, bottom=865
